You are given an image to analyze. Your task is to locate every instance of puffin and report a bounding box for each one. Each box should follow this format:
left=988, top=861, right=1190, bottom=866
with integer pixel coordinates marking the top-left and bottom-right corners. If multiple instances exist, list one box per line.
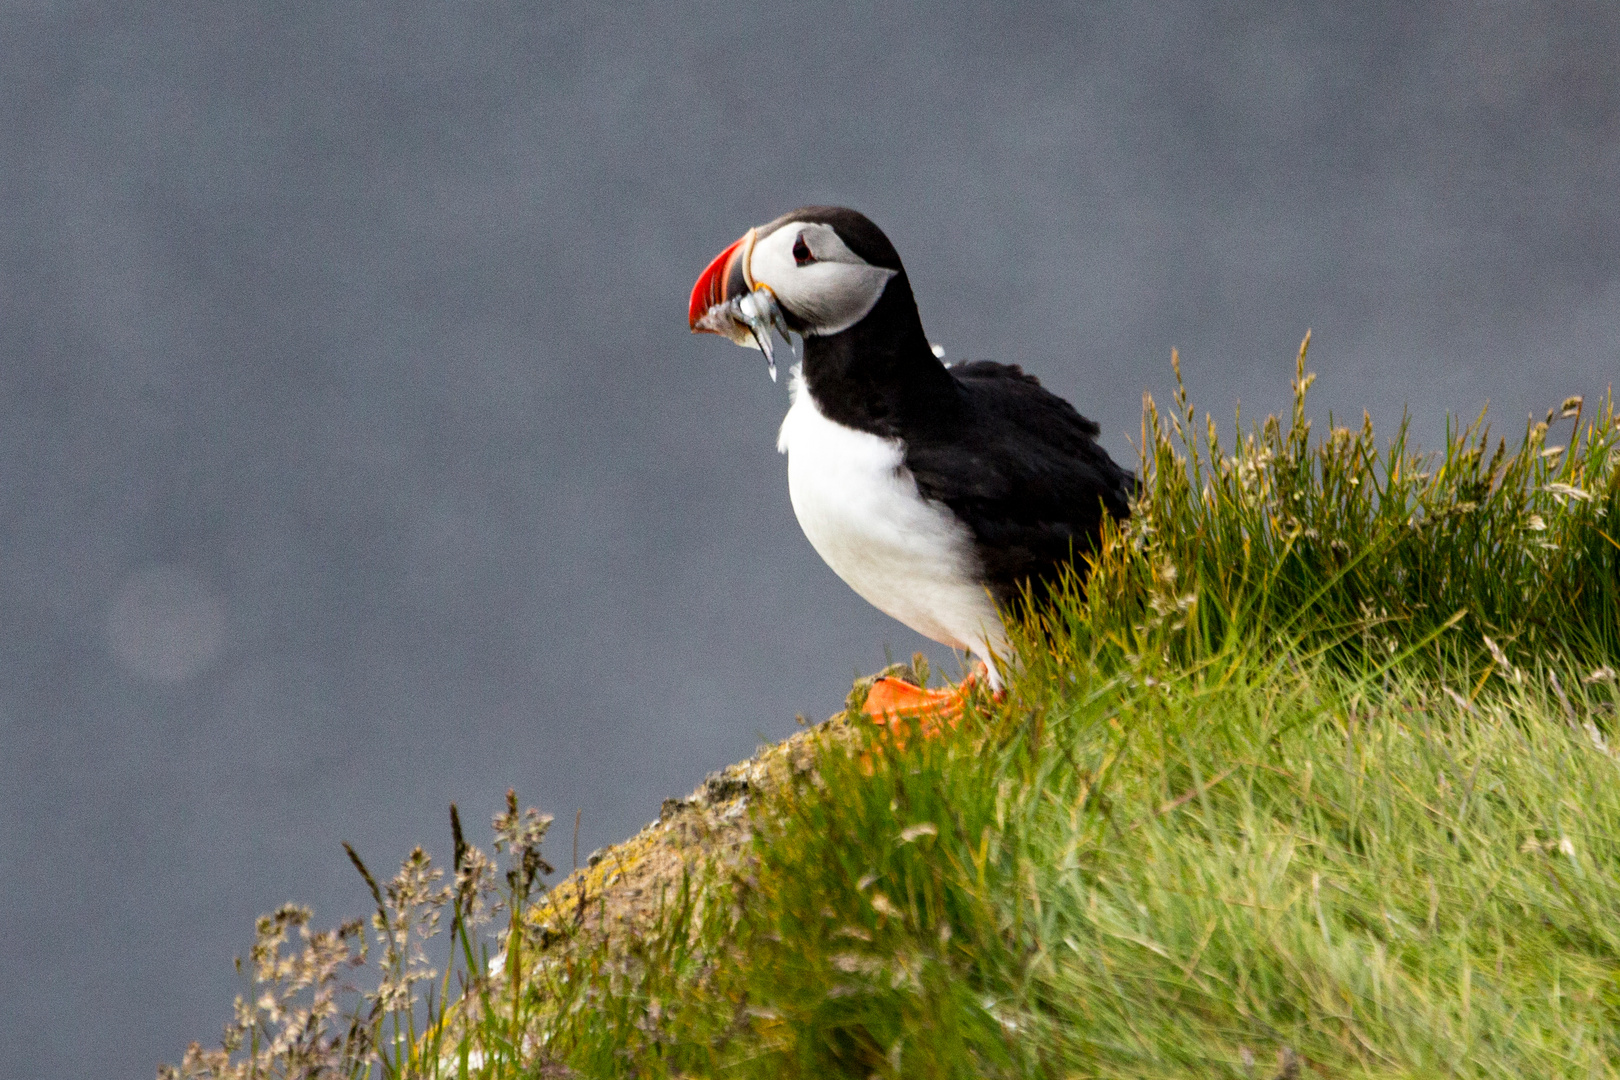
left=689, top=206, right=1134, bottom=715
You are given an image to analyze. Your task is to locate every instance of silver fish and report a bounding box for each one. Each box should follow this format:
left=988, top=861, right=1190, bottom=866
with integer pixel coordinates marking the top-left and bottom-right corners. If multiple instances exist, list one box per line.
left=735, top=288, right=793, bottom=382
left=694, top=287, right=791, bottom=382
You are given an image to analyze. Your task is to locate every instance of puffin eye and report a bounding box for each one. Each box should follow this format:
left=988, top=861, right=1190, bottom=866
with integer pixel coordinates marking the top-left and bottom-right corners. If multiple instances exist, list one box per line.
left=792, top=233, right=815, bottom=266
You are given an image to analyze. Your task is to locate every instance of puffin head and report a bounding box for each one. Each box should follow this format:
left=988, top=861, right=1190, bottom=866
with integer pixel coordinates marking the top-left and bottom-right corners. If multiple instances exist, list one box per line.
left=688, top=207, right=906, bottom=349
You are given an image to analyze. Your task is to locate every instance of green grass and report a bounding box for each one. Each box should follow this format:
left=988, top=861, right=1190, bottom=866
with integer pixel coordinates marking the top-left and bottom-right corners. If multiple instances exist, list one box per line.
left=165, top=339, right=1620, bottom=1078
left=1073, top=334, right=1619, bottom=669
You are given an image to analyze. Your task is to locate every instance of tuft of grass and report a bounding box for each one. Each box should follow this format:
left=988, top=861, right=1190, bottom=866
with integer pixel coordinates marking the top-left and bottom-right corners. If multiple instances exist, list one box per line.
left=160, top=791, right=561, bottom=1080
left=1055, top=333, right=1620, bottom=675
left=169, top=344, right=1620, bottom=1078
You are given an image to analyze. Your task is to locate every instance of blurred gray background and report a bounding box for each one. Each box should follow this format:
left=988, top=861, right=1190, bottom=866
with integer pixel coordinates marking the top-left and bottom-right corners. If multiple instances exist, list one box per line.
left=2, top=2, right=1616, bottom=1075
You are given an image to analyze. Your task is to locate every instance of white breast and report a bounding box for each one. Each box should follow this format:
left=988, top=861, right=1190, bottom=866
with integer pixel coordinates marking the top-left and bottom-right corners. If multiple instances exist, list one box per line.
left=776, top=370, right=1008, bottom=686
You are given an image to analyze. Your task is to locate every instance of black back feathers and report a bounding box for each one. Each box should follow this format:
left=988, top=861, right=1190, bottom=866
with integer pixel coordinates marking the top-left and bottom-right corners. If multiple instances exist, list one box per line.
left=904, top=361, right=1136, bottom=609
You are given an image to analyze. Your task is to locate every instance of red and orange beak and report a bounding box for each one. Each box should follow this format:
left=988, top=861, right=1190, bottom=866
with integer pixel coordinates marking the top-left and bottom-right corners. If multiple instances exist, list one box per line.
left=688, top=229, right=755, bottom=333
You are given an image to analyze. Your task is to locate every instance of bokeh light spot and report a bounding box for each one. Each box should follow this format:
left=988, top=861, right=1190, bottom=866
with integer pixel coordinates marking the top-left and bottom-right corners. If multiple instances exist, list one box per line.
left=107, top=565, right=227, bottom=684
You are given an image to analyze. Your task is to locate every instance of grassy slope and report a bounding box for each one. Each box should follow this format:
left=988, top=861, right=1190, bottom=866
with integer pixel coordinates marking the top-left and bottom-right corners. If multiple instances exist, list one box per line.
left=537, top=341, right=1620, bottom=1078
left=165, top=341, right=1620, bottom=1079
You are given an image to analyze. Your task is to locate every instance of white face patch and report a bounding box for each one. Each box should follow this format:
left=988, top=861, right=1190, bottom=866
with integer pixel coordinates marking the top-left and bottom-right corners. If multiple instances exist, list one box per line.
left=748, top=221, right=898, bottom=336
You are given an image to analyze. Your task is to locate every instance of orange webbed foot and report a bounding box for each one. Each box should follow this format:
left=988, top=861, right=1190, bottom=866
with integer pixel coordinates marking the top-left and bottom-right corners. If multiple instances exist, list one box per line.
left=862, top=662, right=991, bottom=744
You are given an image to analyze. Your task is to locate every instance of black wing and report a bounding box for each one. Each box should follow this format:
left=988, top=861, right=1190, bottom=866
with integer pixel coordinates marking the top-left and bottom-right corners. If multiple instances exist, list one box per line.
left=903, top=361, right=1135, bottom=608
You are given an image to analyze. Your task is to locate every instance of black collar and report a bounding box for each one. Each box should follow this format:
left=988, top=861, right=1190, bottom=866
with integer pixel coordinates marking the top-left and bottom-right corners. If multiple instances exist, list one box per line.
left=797, top=274, right=960, bottom=440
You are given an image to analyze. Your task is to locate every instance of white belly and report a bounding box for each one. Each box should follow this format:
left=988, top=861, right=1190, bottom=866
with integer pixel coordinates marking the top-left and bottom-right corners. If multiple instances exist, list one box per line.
left=776, top=371, right=1008, bottom=680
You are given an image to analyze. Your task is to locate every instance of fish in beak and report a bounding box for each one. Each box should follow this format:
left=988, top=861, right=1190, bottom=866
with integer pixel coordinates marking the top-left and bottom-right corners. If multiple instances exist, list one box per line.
left=688, top=227, right=791, bottom=381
